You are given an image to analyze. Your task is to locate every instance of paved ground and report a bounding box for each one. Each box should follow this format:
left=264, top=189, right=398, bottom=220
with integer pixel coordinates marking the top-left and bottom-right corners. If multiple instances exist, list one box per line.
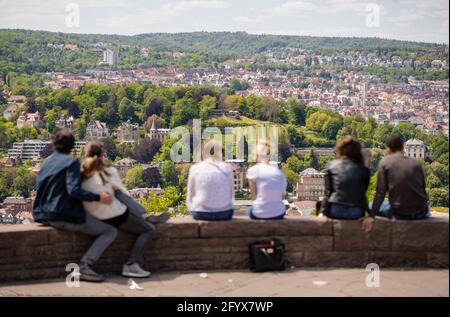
left=0, top=268, right=448, bottom=297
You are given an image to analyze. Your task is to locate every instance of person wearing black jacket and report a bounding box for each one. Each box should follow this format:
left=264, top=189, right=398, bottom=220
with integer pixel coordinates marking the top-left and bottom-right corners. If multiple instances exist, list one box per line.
left=33, top=129, right=114, bottom=282
left=318, top=136, right=370, bottom=220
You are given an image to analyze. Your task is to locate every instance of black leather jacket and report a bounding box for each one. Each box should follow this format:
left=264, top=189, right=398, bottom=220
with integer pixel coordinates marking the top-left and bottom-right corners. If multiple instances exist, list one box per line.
left=320, top=159, right=371, bottom=215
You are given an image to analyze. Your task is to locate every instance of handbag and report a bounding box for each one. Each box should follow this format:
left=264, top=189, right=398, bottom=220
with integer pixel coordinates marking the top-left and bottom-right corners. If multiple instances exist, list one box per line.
left=114, top=189, right=146, bottom=217
left=249, top=239, right=286, bottom=272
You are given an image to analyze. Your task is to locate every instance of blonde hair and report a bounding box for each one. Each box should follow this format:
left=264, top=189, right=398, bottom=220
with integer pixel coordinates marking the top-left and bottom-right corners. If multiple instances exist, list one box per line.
left=81, top=140, right=111, bottom=184
left=201, top=138, right=222, bottom=161
left=256, top=139, right=270, bottom=163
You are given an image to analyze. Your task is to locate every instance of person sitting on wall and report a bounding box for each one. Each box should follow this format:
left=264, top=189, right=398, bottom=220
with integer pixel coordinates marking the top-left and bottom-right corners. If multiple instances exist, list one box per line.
left=81, top=140, right=155, bottom=278
left=318, top=136, right=371, bottom=220
left=33, top=129, right=114, bottom=282
left=187, top=139, right=234, bottom=221
left=362, top=134, right=429, bottom=233
left=247, top=140, right=288, bottom=220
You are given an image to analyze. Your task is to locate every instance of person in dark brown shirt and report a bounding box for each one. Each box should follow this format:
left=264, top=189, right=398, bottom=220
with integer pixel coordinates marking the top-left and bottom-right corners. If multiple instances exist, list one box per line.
left=362, top=134, right=429, bottom=232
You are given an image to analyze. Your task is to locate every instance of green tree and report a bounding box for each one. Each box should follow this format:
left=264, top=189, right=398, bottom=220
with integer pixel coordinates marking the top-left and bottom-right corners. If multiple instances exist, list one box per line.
left=124, top=165, right=146, bottom=189
left=73, top=118, right=86, bottom=140
left=118, top=97, right=139, bottom=123
left=392, top=122, right=416, bottom=140
left=199, top=95, right=216, bottom=120
left=287, top=98, right=306, bottom=126
left=428, top=188, right=449, bottom=207
left=286, top=156, right=305, bottom=174
left=160, top=160, right=178, bottom=187
left=281, top=163, right=298, bottom=192
left=12, top=162, right=36, bottom=197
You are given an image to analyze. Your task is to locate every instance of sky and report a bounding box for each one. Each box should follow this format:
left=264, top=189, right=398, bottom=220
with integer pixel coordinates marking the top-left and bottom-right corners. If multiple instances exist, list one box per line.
left=0, top=0, right=448, bottom=43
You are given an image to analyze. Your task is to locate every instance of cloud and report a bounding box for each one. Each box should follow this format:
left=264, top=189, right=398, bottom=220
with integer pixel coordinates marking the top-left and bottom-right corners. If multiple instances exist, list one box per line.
left=263, top=1, right=318, bottom=17
left=165, top=0, right=230, bottom=10
left=233, top=1, right=317, bottom=24
left=388, top=10, right=424, bottom=24
left=95, top=0, right=231, bottom=34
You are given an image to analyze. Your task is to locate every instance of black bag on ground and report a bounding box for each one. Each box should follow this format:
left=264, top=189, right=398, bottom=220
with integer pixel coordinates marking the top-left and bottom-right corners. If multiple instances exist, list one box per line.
left=249, top=239, right=286, bottom=272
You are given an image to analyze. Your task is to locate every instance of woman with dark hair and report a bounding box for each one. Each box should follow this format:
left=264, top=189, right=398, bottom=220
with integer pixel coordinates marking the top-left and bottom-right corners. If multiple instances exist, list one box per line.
left=318, top=136, right=370, bottom=220
left=81, top=140, right=155, bottom=278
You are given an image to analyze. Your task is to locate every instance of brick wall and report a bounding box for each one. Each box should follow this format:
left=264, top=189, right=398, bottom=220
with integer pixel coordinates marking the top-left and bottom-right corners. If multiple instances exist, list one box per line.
left=0, top=215, right=448, bottom=282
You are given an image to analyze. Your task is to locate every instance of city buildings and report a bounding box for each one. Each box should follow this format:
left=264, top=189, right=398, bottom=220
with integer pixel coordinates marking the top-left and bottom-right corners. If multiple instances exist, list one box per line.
left=148, top=120, right=170, bottom=142
left=116, top=121, right=139, bottom=143
left=103, top=49, right=118, bottom=66
left=296, top=168, right=326, bottom=201
left=7, top=139, right=52, bottom=161
left=3, top=103, right=22, bottom=120
left=55, top=115, right=74, bottom=130
left=226, top=159, right=248, bottom=193
left=1, top=196, right=34, bottom=216
left=115, top=157, right=138, bottom=178
left=86, top=121, right=109, bottom=139
left=16, top=112, right=44, bottom=129
left=128, top=188, right=164, bottom=201
left=404, top=139, right=430, bottom=160
left=74, top=140, right=87, bottom=155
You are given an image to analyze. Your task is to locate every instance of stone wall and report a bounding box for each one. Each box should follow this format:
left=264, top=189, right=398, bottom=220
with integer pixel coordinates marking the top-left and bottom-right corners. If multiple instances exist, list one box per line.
left=0, top=215, right=448, bottom=282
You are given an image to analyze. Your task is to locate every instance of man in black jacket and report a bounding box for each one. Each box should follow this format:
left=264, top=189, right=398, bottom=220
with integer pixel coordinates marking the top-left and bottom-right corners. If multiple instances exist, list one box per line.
left=33, top=129, right=115, bottom=282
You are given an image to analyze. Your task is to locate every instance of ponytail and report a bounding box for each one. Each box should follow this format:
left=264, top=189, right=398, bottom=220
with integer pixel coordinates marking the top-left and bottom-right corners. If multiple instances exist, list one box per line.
left=81, top=140, right=111, bottom=184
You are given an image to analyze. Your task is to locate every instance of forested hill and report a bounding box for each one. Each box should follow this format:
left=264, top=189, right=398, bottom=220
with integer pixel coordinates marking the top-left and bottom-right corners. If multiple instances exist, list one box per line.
left=0, top=29, right=445, bottom=54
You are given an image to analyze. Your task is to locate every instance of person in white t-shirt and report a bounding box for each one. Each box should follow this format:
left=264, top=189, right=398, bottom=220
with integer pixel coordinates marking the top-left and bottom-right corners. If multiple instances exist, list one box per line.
left=187, top=139, right=234, bottom=221
left=246, top=140, right=287, bottom=220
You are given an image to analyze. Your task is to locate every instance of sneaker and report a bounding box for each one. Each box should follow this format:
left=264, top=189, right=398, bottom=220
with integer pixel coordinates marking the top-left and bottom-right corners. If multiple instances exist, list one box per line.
left=122, top=263, right=151, bottom=278
left=79, top=264, right=105, bottom=283
left=146, top=211, right=170, bottom=224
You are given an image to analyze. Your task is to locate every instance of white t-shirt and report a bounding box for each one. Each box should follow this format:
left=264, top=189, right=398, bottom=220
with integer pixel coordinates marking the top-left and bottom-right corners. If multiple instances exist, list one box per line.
left=186, top=160, right=234, bottom=212
left=247, top=163, right=287, bottom=219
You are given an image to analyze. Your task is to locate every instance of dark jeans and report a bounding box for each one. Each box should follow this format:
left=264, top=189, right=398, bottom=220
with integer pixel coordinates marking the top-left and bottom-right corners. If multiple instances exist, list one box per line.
left=370, top=200, right=430, bottom=220
left=247, top=206, right=285, bottom=220
left=191, top=209, right=234, bottom=221
left=327, top=203, right=364, bottom=220
left=117, top=213, right=155, bottom=264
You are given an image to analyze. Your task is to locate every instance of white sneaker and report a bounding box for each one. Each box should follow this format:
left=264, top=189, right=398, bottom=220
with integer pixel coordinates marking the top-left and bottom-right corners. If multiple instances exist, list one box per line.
left=122, top=263, right=151, bottom=278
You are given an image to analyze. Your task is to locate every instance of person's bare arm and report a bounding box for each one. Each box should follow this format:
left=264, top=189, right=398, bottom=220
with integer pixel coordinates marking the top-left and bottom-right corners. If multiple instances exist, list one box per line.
left=186, top=168, right=195, bottom=209
left=249, top=180, right=257, bottom=201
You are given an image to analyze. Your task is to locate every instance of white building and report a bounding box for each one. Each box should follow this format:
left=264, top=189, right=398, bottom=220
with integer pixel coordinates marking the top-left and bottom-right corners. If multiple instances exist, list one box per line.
left=103, top=49, right=118, bottom=66
left=16, top=112, right=44, bottom=129
left=3, top=104, right=22, bottom=120
left=226, top=159, right=248, bottom=193
left=147, top=120, right=170, bottom=142
left=296, top=168, right=326, bottom=201
left=74, top=140, right=87, bottom=155
left=117, top=121, right=139, bottom=143
left=55, top=115, right=74, bottom=130
left=404, top=139, right=430, bottom=160
left=86, top=121, right=109, bottom=139
left=8, top=139, right=51, bottom=161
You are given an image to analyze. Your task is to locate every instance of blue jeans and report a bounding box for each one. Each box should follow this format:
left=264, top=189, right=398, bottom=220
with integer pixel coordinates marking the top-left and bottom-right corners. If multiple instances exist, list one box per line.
left=328, top=203, right=364, bottom=220
left=191, top=209, right=234, bottom=221
left=369, top=201, right=429, bottom=220
left=247, top=206, right=285, bottom=220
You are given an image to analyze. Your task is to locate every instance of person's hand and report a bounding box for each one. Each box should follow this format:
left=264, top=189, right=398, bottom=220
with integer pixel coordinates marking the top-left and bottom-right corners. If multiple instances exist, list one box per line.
left=99, top=192, right=113, bottom=205
left=362, top=217, right=375, bottom=233
left=316, top=214, right=328, bottom=226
